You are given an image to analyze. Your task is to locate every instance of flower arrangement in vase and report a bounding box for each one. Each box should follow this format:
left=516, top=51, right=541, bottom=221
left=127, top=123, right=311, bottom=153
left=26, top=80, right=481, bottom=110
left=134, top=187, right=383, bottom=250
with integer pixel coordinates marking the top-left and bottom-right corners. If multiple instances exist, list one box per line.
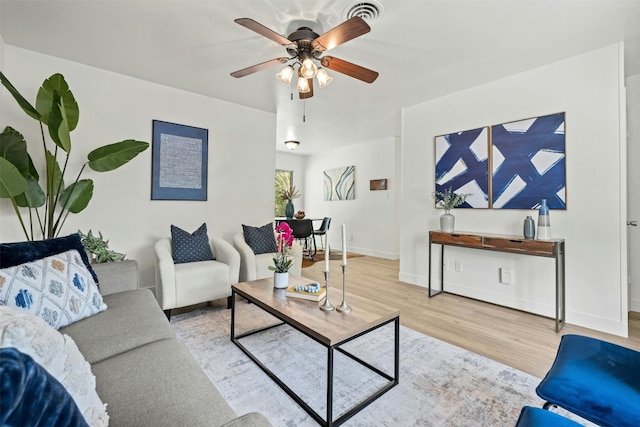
left=268, top=222, right=295, bottom=288
left=432, top=187, right=472, bottom=232
left=279, top=184, right=300, bottom=219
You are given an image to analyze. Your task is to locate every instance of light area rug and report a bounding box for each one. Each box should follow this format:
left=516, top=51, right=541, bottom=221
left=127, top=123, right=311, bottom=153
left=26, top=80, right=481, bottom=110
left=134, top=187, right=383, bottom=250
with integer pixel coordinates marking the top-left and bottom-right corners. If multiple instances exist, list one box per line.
left=171, top=304, right=589, bottom=426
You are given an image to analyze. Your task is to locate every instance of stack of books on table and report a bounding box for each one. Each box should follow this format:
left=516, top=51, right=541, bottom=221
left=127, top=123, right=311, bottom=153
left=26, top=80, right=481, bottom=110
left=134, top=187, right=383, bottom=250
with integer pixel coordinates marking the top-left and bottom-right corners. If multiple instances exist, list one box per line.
left=286, top=283, right=326, bottom=301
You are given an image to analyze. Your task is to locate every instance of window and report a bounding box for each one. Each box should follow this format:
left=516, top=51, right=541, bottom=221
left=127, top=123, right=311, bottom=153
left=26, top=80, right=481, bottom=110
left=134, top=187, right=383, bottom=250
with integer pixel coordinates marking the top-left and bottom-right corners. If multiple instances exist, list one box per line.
left=274, top=170, right=293, bottom=216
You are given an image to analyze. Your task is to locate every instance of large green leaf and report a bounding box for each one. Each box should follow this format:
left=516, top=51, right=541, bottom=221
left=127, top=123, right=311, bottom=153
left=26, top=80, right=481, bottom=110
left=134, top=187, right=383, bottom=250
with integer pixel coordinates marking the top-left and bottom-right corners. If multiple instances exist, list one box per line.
left=0, top=72, right=41, bottom=122
left=46, top=95, right=72, bottom=152
left=36, top=73, right=79, bottom=130
left=45, top=149, right=64, bottom=196
left=58, top=179, right=93, bottom=213
left=0, top=127, right=30, bottom=176
left=0, top=157, right=27, bottom=198
left=15, top=175, right=46, bottom=208
left=88, top=140, right=149, bottom=172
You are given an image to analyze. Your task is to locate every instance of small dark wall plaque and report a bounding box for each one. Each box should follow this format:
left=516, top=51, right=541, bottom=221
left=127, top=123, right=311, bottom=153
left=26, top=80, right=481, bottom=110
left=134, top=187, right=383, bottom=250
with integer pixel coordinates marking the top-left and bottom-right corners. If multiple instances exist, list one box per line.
left=370, top=179, right=387, bottom=191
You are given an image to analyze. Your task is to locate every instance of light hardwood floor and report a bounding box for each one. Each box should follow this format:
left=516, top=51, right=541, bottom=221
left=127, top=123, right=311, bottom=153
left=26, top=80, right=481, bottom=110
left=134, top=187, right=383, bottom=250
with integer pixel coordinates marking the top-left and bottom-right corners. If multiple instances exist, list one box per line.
left=301, top=255, right=640, bottom=379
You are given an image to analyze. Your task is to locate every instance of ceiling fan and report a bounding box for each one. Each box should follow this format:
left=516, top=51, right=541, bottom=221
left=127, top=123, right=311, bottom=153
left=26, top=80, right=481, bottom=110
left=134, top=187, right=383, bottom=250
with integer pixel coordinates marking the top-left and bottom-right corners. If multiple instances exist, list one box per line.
left=230, top=16, right=379, bottom=99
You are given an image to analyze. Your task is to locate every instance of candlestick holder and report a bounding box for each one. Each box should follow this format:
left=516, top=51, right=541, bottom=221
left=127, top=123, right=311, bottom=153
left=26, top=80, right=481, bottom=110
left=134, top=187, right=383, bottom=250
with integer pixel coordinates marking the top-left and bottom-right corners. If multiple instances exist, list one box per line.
left=336, top=264, right=351, bottom=313
left=319, top=270, right=335, bottom=311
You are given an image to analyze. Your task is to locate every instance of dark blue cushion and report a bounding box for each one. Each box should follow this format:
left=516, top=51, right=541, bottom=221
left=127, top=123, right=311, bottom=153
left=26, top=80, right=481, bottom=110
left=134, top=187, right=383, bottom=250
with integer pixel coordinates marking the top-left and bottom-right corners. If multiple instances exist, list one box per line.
left=536, top=334, right=640, bottom=427
left=242, top=223, right=276, bottom=255
left=0, top=347, right=89, bottom=427
left=170, top=223, right=214, bottom=264
left=515, top=406, right=581, bottom=427
left=0, top=233, right=99, bottom=285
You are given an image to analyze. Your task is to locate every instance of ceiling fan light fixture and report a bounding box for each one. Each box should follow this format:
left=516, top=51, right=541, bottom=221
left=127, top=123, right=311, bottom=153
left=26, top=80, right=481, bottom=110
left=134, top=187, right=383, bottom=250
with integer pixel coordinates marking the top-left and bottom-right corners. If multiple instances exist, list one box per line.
left=300, top=57, right=318, bottom=79
left=296, top=75, right=311, bottom=93
left=276, top=65, right=294, bottom=85
left=316, top=68, right=333, bottom=88
left=284, top=140, right=300, bottom=150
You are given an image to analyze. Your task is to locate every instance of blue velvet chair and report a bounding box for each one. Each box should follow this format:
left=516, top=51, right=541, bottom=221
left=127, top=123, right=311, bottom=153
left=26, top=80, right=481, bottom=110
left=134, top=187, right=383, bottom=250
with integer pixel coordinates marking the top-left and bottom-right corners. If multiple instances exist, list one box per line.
left=536, top=334, right=640, bottom=427
left=515, top=406, right=581, bottom=427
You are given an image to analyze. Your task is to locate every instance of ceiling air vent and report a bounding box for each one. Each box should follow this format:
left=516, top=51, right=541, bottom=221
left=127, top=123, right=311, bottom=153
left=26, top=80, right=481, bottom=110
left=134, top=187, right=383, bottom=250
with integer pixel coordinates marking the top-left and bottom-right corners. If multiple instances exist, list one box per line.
left=343, top=1, right=384, bottom=23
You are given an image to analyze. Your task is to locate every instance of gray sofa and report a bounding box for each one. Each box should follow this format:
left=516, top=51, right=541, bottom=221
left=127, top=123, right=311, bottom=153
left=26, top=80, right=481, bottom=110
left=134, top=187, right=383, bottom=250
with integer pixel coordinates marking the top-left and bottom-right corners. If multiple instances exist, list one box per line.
left=60, top=260, right=271, bottom=427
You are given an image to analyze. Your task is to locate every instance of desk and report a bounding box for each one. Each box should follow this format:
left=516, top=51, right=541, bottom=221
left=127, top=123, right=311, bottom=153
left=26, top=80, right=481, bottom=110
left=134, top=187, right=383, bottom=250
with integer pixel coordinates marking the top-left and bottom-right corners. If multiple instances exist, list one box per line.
left=428, top=231, right=565, bottom=332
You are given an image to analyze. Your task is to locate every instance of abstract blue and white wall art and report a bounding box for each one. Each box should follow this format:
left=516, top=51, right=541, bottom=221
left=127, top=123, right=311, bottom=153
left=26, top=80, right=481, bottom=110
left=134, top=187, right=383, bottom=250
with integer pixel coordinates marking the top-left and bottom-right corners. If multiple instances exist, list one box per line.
left=435, top=127, right=489, bottom=208
left=491, top=112, right=566, bottom=209
left=324, top=166, right=355, bottom=201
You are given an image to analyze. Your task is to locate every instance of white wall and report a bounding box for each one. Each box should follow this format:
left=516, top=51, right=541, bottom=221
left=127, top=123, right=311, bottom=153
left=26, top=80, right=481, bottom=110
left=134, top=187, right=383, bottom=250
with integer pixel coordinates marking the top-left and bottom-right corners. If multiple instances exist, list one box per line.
left=628, top=73, right=640, bottom=311
left=303, top=137, right=399, bottom=259
left=275, top=151, right=307, bottom=214
left=400, top=44, right=628, bottom=336
left=0, top=46, right=276, bottom=290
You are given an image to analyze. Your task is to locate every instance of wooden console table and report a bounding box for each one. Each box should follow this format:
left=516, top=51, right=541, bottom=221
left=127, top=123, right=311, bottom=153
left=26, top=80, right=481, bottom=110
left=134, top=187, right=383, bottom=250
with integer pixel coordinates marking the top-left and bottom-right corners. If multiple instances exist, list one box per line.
left=428, top=231, right=565, bottom=332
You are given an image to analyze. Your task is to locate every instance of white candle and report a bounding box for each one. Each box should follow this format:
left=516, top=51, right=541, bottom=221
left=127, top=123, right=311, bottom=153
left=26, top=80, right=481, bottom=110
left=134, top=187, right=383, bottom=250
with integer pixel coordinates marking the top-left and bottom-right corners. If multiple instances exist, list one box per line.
left=342, top=224, right=347, bottom=265
left=325, top=243, right=330, bottom=272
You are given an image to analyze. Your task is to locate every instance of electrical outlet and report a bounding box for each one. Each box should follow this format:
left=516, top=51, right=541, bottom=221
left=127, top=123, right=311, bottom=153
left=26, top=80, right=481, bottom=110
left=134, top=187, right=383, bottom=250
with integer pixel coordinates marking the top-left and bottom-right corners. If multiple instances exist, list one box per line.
left=500, top=268, right=512, bottom=285
left=455, top=260, right=463, bottom=272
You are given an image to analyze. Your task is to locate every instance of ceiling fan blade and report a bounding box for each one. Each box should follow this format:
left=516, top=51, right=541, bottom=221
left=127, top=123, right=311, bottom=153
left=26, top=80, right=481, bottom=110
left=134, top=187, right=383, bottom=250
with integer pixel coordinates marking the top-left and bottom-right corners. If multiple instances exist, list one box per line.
left=230, top=57, right=290, bottom=78
left=320, top=56, right=379, bottom=83
left=234, top=18, right=294, bottom=47
left=299, top=78, right=313, bottom=99
left=311, top=16, right=370, bottom=52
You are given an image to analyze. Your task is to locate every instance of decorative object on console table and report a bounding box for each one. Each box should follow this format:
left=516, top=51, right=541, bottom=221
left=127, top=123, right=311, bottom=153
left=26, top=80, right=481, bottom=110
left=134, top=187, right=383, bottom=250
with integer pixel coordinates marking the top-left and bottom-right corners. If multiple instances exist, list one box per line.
left=294, top=210, right=305, bottom=219
left=537, top=199, right=551, bottom=240
left=432, top=187, right=472, bottom=233
left=523, top=216, right=535, bottom=239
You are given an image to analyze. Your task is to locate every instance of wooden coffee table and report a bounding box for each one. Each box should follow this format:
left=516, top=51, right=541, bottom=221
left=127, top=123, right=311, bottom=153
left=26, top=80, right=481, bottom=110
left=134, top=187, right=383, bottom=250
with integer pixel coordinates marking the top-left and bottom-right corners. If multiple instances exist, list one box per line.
left=231, top=275, right=400, bottom=427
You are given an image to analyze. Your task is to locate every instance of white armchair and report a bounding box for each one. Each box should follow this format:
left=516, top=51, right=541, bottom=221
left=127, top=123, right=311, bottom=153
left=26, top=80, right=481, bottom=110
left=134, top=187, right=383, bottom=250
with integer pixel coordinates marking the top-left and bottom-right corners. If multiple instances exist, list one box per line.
left=233, top=233, right=303, bottom=282
left=154, top=236, right=240, bottom=318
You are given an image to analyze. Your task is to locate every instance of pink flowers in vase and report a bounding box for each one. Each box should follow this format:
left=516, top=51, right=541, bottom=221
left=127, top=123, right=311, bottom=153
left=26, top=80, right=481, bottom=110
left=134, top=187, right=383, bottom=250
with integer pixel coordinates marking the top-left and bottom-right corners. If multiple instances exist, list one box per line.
left=269, top=222, right=295, bottom=273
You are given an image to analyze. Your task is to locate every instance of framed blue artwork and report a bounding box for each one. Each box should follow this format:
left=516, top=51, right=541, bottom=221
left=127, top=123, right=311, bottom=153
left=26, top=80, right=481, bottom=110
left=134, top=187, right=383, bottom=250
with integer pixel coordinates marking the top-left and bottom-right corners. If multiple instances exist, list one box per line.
left=491, top=112, right=566, bottom=209
left=324, top=166, right=355, bottom=201
left=435, top=127, right=489, bottom=208
left=151, top=120, right=208, bottom=201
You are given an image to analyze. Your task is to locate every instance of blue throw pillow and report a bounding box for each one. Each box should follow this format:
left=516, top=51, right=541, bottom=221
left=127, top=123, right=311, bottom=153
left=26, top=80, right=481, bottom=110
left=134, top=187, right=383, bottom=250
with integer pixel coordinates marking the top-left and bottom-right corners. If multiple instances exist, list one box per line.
left=0, top=233, right=99, bottom=285
left=0, top=347, right=89, bottom=427
left=170, top=223, right=214, bottom=264
left=242, top=223, right=277, bottom=255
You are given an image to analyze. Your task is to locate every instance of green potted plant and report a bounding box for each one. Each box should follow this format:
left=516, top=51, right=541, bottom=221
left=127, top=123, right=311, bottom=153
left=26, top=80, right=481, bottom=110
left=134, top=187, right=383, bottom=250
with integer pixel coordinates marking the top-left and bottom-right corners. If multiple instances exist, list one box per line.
left=432, top=187, right=472, bottom=232
left=0, top=72, right=149, bottom=240
left=78, top=229, right=125, bottom=263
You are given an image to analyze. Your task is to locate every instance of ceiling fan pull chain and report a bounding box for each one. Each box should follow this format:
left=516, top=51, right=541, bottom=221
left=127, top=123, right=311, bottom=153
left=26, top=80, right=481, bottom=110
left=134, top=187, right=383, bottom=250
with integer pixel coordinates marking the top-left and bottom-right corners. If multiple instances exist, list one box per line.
left=303, top=100, right=306, bottom=123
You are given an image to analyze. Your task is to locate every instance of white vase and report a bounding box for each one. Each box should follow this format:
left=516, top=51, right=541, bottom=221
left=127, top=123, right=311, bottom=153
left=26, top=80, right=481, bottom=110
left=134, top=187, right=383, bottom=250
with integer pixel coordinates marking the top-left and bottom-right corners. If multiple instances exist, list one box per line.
left=440, top=209, right=455, bottom=232
left=273, top=272, right=289, bottom=289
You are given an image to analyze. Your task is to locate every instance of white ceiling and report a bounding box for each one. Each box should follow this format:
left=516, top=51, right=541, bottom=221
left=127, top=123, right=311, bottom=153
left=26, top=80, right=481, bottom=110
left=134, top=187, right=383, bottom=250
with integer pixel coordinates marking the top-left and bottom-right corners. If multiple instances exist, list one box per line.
left=1, top=0, right=639, bottom=155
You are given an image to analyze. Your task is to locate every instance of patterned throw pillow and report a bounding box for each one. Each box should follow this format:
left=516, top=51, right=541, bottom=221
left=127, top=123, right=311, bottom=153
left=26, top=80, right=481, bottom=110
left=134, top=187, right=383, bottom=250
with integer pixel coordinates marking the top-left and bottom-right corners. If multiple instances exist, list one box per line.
left=0, top=249, right=107, bottom=330
left=170, top=223, right=215, bottom=264
left=0, top=233, right=99, bottom=285
left=242, top=223, right=277, bottom=255
left=0, top=306, right=109, bottom=426
left=0, top=347, right=90, bottom=427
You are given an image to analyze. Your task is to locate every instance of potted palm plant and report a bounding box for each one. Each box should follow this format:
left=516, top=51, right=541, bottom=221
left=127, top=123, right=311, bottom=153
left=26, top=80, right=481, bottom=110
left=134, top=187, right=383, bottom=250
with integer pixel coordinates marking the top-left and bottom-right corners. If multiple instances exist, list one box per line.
left=0, top=72, right=149, bottom=240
